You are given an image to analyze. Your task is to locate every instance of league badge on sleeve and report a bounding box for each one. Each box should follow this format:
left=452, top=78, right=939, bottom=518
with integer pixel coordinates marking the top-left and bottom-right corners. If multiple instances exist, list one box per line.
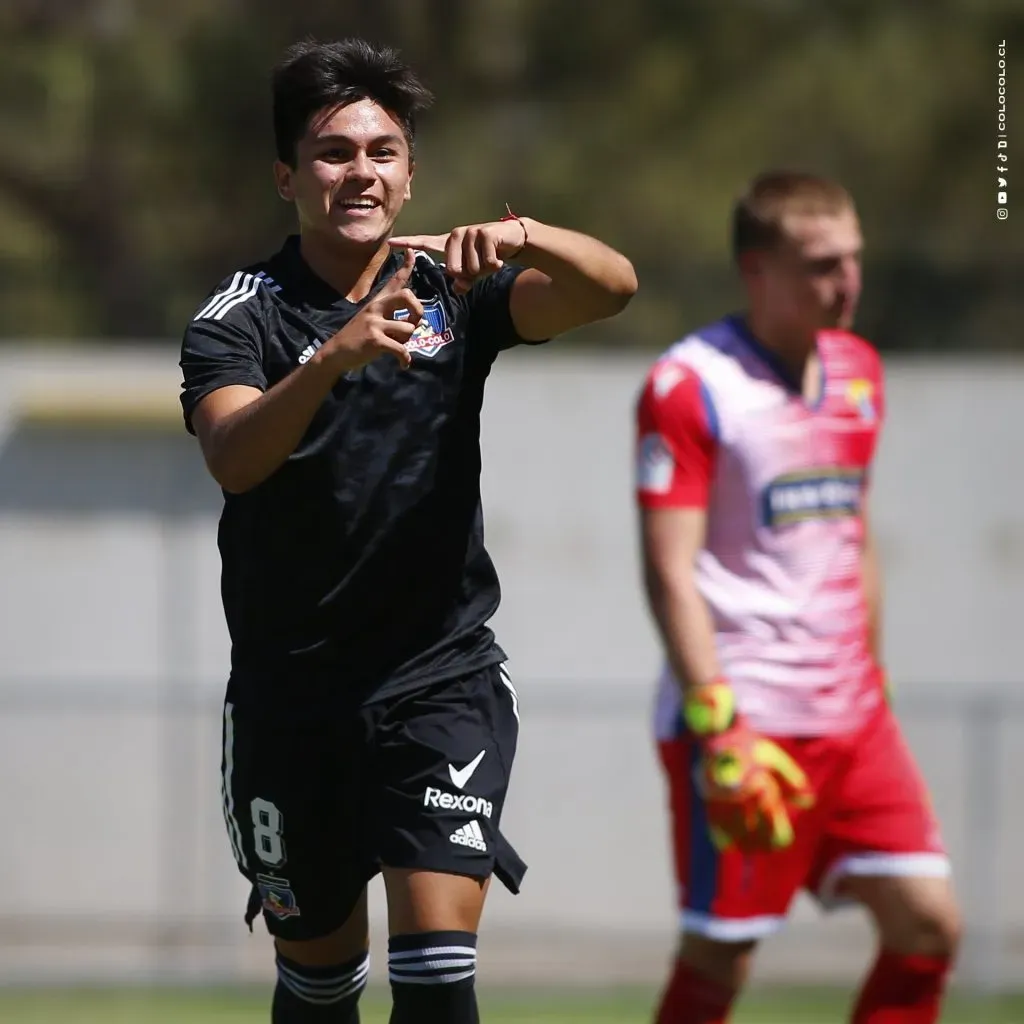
left=395, top=298, right=455, bottom=358
left=845, top=379, right=876, bottom=422
left=637, top=433, right=675, bottom=494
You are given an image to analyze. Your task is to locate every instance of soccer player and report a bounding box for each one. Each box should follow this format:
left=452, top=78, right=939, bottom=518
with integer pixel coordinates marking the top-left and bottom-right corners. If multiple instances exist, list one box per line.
left=635, top=171, right=960, bottom=1024
left=179, top=38, right=636, bottom=1024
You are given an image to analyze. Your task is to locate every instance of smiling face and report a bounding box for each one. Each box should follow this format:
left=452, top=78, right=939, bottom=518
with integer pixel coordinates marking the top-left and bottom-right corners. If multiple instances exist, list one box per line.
left=273, top=98, right=414, bottom=251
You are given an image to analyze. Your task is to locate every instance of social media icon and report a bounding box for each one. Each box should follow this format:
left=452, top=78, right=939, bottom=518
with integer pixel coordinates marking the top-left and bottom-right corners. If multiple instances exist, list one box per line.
left=998, top=191, right=1008, bottom=204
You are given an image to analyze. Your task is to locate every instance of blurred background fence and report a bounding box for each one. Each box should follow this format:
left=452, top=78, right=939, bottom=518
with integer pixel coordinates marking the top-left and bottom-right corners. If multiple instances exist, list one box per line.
left=1, top=346, right=1023, bottom=992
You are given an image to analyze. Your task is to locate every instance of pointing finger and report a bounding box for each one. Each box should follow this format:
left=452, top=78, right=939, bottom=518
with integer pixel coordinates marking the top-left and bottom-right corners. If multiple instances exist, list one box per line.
left=387, top=234, right=451, bottom=255
left=386, top=247, right=416, bottom=289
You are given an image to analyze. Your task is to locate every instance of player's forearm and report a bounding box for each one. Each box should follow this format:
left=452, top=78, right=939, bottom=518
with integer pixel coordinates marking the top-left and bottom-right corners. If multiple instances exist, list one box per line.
left=644, top=566, right=722, bottom=697
left=203, top=354, right=341, bottom=494
left=517, top=218, right=638, bottom=319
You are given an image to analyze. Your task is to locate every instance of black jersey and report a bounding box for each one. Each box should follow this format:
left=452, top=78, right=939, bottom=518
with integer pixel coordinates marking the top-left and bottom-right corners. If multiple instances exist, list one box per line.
left=179, top=235, right=543, bottom=707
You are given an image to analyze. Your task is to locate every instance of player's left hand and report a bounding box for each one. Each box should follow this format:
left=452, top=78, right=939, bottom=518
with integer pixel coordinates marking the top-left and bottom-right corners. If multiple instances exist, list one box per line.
left=388, top=217, right=529, bottom=295
left=685, top=681, right=815, bottom=854
left=697, top=725, right=815, bottom=853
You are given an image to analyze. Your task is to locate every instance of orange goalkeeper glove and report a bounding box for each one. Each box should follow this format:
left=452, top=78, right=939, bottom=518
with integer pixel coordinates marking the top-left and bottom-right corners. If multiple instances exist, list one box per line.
left=685, top=681, right=815, bottom=853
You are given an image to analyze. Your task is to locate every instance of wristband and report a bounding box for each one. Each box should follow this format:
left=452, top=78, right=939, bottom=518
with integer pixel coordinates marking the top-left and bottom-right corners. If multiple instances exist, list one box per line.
left=683, top=678, right=736, bottom=736
left=500, top=203, right=529, bottom=258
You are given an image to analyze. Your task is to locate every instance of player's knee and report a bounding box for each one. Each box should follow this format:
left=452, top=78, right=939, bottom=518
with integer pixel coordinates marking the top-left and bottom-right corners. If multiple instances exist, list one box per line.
left=881, top=890, right=962, bottom=959
left=901, top=897, right=962, bottom=959
left=276, top=931, right=369, bottom=969
left=274, top=895, right=369, bottom=969
left=678, top=932, right=757, bottom=991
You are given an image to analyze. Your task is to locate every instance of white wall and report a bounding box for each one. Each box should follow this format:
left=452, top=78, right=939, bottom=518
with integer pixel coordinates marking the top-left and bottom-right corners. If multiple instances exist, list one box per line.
left=0, top=346, right=1021, bottom=986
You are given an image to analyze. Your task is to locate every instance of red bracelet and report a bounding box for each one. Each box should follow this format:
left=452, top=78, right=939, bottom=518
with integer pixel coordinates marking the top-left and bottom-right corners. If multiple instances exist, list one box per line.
left=500, top=203, right=528, bottom=258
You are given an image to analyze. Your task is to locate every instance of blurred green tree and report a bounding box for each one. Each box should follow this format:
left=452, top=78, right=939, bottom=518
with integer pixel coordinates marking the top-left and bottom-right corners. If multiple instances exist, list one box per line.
left=0, top=0, right=1020, bottom=349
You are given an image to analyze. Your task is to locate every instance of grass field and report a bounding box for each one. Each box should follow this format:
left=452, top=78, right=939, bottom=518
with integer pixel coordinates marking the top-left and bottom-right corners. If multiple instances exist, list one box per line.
left=1, top=987, right=1023, bottom=1023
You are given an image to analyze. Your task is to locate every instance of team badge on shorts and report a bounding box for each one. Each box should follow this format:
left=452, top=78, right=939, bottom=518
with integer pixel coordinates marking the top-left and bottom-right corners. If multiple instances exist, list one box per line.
left=396, top=298, right=455, bottom=359
left=256, top=873, right=301, bottom=919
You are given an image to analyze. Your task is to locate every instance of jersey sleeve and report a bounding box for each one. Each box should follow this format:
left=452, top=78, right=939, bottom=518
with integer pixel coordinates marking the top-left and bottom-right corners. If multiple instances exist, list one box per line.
left=179, top=315, right=267, bottom=436
left=862, top=350, right=886, bottom=492
left=635, top=361, right=719, bottom=509
left=466, top=264, right=547, bottom=354
left=872, top=353, right=886, bottom=427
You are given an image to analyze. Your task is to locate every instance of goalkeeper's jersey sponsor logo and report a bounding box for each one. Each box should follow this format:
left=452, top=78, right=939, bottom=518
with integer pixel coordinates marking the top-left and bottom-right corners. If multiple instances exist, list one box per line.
left=761, top=469, right=866, bottom=528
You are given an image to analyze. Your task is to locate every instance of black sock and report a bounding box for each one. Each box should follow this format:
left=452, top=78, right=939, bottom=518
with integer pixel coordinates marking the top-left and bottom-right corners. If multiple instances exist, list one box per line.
left=388, top=930, right=478, bottom=1024
left=272, top=948, right=369, bottom=1022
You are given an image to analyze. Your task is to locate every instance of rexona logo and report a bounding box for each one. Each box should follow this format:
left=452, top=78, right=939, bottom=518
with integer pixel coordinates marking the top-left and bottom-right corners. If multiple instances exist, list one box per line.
left=424, top=787, right=493, bottom=819
left=761, top=469, right=865, bottom=528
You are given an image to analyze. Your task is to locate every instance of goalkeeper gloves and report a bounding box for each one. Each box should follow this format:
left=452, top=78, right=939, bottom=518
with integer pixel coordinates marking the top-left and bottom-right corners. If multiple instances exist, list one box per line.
left=684, top=680, right=814, bottom=853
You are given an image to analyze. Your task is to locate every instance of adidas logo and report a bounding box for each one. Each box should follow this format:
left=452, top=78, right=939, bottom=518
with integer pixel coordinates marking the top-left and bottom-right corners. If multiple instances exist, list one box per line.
left=449, top=820, right=487, bottom=852
left=298, top=340, right=322, bottom=365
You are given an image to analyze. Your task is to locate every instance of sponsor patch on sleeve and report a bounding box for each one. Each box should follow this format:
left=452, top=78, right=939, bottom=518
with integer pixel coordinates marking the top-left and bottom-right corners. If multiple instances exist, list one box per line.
left=637, top=433, right=675, bottom=493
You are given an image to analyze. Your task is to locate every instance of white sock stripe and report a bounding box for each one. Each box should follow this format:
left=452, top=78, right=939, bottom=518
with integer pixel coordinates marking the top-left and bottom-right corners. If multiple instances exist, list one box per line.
left=278, top=974, right=369, bottom=1004
left=279, top=981, right=365, bottom=1006
left=196, top=271, right=244, bottom=318
left=278, top=958, right=370, bottom=991
left=277, top=956, right=370, bottom=1003
left=221, top=703, right=247, bottom=869
left=388, top=968, right=477, bottom=985
left=388, top=945, right=477, bottom=960
left=390, top=956, right=476, bottom=972
left=212, top=274, right=262, bottom=320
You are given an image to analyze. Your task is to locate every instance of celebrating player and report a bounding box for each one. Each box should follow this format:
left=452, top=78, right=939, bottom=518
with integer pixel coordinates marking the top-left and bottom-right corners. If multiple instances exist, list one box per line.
left=635, top=171, right=959, bottom=1023
left=179, top=38, right=636, bottom=1024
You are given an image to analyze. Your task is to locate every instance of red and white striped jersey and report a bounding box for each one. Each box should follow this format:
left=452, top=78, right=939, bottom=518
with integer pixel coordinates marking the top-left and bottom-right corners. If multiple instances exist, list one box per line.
left=636, top=315, right=886, bottom=737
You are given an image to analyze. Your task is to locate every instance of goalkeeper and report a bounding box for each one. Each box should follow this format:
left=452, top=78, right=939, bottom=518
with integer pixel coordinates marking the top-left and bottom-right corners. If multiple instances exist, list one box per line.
left=635, top=171, right=959, bottom=1024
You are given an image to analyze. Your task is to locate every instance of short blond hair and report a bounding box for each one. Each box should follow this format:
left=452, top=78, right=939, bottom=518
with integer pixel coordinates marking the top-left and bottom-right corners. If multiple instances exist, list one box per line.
left=731, top=171, right=855, bottom=261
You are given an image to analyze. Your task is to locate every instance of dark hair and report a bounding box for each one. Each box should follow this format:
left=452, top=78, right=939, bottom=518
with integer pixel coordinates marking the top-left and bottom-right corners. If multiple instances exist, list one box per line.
left=272, top=38, right=434, bottom=166
left=731, top=170, right=855, bottom=262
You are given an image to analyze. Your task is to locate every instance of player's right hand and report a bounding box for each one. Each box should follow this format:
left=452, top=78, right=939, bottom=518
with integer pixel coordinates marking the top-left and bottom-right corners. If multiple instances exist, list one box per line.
left=685, top=682, right=814, bottom=854
left=323, top=249, right=422, bottom=373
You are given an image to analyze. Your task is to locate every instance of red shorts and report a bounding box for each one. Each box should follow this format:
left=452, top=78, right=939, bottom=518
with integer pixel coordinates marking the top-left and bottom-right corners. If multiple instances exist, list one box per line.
left=658, top=703, right=950, bottom=941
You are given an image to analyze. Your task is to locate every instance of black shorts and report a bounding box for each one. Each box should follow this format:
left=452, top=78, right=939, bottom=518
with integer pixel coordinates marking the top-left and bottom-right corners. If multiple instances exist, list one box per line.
left=220, top=662, right=526, bottom=940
